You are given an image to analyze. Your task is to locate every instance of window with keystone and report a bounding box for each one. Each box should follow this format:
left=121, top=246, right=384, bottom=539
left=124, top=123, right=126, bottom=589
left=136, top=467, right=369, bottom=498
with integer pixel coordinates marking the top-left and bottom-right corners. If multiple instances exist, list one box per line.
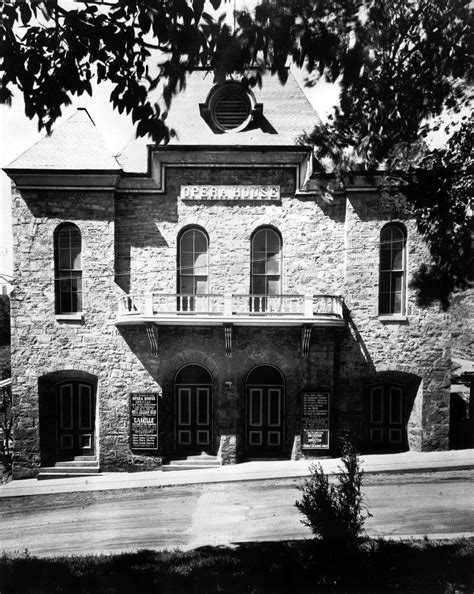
left=379, top=223, right=407, bottom=315
left=54, top=223, right=82, bottom=314
left=178, top=228, right=209, bottom=311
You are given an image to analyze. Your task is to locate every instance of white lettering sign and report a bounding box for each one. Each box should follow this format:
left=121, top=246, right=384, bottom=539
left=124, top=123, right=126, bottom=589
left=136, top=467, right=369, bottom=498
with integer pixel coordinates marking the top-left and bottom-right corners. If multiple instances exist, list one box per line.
left=180, top=185, right=280, bottom=201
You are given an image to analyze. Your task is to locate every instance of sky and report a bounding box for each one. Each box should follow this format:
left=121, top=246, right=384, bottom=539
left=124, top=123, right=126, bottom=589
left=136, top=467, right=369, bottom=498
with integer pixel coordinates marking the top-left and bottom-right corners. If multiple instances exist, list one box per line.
left=0, top=68, right=340, bottom=278
left=0, top=0, right=461, bottom=279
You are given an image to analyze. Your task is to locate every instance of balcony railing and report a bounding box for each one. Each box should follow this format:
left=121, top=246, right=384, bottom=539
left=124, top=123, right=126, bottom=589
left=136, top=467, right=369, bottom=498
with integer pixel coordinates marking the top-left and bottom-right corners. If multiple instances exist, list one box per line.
left=117, top=293, right=344, bottom=326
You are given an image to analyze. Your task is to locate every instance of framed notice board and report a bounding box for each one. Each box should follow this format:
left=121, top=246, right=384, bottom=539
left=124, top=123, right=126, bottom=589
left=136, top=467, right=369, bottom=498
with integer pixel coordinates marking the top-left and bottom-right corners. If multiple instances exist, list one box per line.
left=130, top=392, right=159, bottom=450
left=301, top=391, right=330, bottom=449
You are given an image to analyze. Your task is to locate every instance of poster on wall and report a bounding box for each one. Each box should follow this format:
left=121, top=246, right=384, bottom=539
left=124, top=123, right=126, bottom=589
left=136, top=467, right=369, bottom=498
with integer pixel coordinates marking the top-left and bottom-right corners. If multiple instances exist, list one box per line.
left=130, top=392, right=159, bottom=450
left=301, top=391, right=330, bottom=449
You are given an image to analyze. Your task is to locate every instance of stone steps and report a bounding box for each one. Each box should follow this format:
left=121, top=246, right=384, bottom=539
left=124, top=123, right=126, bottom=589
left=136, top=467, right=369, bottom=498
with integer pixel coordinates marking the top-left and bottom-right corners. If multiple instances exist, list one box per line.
left=37, top=458, right=100, bottom=480
left=163, top=453, right=222, bottom=472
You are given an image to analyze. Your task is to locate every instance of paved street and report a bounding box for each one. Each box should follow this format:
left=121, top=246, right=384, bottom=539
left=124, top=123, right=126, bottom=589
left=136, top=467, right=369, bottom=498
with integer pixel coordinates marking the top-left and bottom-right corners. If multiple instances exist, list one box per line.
left=1, top=470, right=473, bottom=558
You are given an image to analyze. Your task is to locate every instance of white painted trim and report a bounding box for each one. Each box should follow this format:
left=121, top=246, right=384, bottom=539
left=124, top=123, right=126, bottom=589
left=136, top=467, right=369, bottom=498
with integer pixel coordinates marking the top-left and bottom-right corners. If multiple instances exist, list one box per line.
left=59, top=384, right=73, bottom=430
left=389, top=386, right=403, bottom=424
left=268, top=431, right=281, bottom=446
left=196, top=387, right=210, bottom=426
left=78, top=384, right=92, bottom=430
left=369, top=386, right=384, bottom=424
left=249, top=389, right=263, bottom=426
left=178, top=388, right=191, bottom=426
left=196, top=430, right=209, bottom=445
left=249, top=431, right=262, bottom=445
left=268, top=388, right=281, bottom=427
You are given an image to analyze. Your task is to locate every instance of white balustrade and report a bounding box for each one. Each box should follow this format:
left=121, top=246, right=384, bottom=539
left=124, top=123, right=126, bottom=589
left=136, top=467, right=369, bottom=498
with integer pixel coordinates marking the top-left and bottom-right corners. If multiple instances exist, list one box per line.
left=118, top=293, right=344, bottom=320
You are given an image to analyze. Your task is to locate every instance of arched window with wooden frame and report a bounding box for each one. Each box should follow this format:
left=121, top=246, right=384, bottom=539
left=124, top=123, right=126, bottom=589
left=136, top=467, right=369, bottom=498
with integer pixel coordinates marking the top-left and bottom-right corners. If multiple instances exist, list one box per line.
left=250, top=227, right=282, bottom=312
left=177, top=227, right=209, bottom=312
left=379, top=223, right=407, bottom=315
left=54, top=223, right=82, bottom=314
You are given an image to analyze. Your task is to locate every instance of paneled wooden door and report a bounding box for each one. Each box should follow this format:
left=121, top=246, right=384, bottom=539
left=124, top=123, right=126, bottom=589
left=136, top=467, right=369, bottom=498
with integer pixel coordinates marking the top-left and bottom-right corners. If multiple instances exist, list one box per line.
left=176, top=386, right=212, bottom=452
left=175, top=364, right=213, bottom=455
left=246, top=385, right=284, bottom=456
left=56, top=381, right=95, bottom=460
left=367, top=384, right=407, bottom=450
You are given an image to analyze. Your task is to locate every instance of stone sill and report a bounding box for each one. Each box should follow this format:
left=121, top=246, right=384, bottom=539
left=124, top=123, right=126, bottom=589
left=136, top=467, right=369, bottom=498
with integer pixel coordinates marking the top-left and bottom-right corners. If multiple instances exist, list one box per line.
left=55, top=313, right=84, bottom=323
left=378, top=315, right=408, bottom=323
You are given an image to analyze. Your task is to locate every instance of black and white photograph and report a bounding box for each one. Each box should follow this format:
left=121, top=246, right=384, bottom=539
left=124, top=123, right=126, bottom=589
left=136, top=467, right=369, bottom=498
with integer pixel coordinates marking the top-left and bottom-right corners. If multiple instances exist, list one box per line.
left=0, top=0, right=472, bottom=591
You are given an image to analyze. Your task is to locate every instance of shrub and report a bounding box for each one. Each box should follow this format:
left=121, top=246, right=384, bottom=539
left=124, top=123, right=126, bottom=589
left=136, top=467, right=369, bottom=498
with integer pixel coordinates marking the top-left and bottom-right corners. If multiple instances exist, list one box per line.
left=295, top=438, right=371, bottom=550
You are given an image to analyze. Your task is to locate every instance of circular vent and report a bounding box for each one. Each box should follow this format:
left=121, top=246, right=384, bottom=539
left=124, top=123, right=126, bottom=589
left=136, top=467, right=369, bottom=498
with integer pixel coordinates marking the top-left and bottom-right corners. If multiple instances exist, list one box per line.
left=214, top=92, right=250, bottom=131
left=208, top=84, right=253, bottom=132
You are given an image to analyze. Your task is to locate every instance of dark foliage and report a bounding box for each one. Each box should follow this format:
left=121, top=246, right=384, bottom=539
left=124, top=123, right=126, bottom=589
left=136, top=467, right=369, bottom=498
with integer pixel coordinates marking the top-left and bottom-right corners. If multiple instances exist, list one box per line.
left=0, top=383, right=12, bottom=475
left=1, top=0, right=471, bottom=155
left=1, top=0, right=472, bottom=305
left=386, top=116, right=473, bottom=309
left=295, top=438, right=371, bottom=550
left=0, top=537, right=473, bottom=593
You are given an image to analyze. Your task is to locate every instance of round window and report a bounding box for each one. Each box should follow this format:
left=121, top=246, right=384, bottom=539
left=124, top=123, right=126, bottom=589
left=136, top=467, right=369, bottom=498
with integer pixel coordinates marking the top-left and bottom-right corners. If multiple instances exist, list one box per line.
left=210, top=84, right=252, bottom=132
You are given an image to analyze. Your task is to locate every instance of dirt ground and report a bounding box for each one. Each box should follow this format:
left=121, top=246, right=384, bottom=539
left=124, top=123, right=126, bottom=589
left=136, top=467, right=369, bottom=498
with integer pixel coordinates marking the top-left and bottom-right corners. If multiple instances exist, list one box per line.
left=1, top=470, right=473, bottom=557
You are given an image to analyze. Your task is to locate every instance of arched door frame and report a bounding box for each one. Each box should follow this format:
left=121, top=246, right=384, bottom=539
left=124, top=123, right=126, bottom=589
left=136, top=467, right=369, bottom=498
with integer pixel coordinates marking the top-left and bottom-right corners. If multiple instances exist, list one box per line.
left=245, top=364, right=285, bottom=456
left=174, top=363, right=214, bottom=454
left=367, top=382, right=408, bottom=450
left=55, top=378, right=96, bottom=460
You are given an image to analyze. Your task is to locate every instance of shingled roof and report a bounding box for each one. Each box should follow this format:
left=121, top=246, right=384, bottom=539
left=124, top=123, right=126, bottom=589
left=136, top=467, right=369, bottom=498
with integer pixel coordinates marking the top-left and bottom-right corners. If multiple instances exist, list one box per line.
left=118, top=70, right=323, bottom=173
left=7, top=108, right=121, bottom=171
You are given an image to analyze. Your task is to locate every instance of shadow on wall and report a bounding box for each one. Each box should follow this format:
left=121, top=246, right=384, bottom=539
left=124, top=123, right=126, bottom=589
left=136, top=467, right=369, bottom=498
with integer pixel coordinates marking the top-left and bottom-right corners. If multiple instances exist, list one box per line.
left=363, top=370, right=422, bottom=453
left=114, top=196, right=176, bottom=294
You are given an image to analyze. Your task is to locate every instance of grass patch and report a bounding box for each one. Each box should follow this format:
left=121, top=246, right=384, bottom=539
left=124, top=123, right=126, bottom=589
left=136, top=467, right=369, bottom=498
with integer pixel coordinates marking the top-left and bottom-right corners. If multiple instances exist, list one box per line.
left=1, top=537, right=473, bottom=593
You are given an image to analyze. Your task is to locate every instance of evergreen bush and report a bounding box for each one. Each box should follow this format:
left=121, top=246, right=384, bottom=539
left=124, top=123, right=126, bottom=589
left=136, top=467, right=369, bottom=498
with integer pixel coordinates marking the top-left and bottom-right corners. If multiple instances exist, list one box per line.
left=295, top=438, right=371, bottom=550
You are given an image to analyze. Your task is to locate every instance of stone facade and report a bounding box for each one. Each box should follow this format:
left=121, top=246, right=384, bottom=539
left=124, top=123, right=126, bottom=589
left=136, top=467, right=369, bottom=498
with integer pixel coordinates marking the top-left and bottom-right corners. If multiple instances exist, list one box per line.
left=0, top=294, right=10, bottom=381
left=6, top=163, right=454, bottom=478
left=4, top=75, right=460, bottom=478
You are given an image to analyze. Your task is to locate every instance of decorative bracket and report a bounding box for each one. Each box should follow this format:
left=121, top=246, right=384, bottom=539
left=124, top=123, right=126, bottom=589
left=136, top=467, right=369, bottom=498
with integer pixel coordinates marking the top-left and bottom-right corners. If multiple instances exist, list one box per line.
left=302, top=324, right=312, bottom=358
left=145, top=323, right=159, bottom=357
left=224, top=324, right=233, bottom=357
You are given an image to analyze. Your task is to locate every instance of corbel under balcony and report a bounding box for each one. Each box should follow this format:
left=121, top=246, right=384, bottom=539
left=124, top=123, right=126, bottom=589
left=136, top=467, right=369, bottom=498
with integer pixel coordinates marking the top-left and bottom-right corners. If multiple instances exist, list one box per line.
left=116, top=293, right=345, bottom=357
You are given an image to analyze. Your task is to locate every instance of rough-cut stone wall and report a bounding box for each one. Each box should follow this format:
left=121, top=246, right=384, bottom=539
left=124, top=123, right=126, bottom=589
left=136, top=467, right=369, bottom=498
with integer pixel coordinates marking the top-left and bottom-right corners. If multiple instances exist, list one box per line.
left=10, top=185, right=161, bottom=477
left=0, top=295, right=11, bottom=379
left=9, top=160, right=455, bottom=477
left=340, top=194, right=451, bottom=451
left=115, top=167, right=346, bottom=297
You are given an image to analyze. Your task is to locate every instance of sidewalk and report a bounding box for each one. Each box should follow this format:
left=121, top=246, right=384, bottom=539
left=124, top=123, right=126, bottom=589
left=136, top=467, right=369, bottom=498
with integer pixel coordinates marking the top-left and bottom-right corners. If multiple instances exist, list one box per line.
left=1, top=449, right=473, bottom=498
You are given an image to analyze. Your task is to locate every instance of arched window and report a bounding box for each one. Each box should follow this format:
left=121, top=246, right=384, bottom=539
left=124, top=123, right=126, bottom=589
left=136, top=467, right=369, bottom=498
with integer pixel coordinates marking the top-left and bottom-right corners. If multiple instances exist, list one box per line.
left=251, top=227, right=282, bottom=312
left=178, top=228, right=209, bottom=311
left=379, top=224, right=406, bottom=315
left=54, top=223, right=82, bottom=314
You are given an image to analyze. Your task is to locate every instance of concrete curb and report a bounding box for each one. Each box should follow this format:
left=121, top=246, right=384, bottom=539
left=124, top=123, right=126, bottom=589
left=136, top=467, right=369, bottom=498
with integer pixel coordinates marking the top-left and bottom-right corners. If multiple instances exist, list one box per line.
left=1, top=449, right=473, bottom=498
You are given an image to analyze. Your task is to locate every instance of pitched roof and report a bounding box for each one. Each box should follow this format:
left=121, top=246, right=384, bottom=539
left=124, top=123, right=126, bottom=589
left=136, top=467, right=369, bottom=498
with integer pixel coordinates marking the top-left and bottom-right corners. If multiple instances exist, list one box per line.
left=118, top=70, right=323, bottom=173
left=7, top=108, right=121, bottom=171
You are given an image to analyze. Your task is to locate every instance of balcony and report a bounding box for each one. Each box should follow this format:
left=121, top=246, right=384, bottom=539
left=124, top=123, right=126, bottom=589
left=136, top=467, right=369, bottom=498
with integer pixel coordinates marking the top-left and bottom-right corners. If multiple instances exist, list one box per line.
left=115, top=293, right=345, bottom=328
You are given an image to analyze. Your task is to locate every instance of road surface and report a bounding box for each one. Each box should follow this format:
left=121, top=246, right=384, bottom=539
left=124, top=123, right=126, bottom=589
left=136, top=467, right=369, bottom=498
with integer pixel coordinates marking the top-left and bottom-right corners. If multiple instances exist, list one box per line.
left=1, top=470, right=473, bottom=557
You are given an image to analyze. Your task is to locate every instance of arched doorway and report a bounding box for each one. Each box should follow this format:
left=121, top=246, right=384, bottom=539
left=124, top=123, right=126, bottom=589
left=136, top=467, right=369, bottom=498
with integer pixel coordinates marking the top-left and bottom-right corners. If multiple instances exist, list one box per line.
left=246, top=365, right=284, bottom=456
left=56, top=379, right=96, bottom=460
left=367, top=383, right=407, bottom=451
left=175, top=364, right=213, bottom=454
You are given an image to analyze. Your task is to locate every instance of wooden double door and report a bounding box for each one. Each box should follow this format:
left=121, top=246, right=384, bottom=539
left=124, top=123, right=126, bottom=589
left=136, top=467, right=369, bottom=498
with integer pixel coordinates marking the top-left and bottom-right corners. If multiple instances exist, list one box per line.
left=175, top=364, right=213, bottom=454
left=247, top=386, right=284, bottom=455
left=57, top=381, right=95, bottom=460
left=246, top=365, right=285, bottom=456
left=367, top=384, right=407, bottom=450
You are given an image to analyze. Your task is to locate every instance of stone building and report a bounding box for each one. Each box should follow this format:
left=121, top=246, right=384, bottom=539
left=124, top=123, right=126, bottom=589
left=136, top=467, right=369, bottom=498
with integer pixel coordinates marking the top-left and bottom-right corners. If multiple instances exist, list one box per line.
left=4, top=71, right=464, bottom=479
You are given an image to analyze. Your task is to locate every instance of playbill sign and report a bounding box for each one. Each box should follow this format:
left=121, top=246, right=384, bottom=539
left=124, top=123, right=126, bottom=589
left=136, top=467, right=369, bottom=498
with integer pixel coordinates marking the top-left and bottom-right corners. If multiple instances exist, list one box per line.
left=301, top=391, right=330, bottom=449
left=180, top=185, right=280, bottom=201
left=130, top=392, right=159, bottom=450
